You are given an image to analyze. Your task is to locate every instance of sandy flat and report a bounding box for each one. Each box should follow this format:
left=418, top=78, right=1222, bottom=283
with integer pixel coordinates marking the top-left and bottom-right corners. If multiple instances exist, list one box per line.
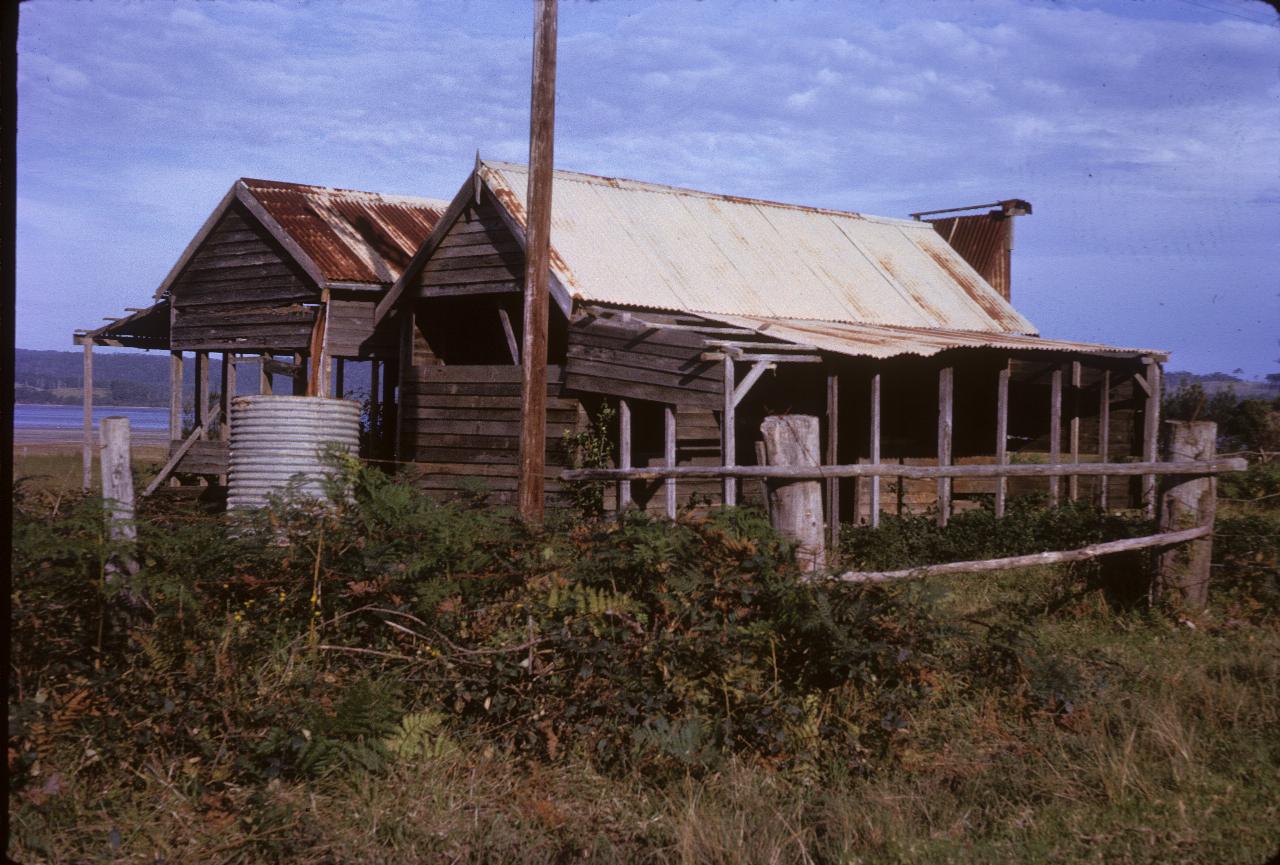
left=14, top=428, right=171, bottom=447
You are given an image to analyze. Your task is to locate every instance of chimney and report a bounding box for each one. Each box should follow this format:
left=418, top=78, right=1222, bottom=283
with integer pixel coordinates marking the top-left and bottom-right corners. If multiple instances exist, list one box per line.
left=910, top=199, right=1031, bottom=302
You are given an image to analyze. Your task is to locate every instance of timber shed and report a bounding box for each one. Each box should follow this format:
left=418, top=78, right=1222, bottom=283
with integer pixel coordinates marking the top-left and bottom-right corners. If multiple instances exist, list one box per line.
left=74, top=178, right=447, bottom=491
left=381, top=160, right=1168, bottom=526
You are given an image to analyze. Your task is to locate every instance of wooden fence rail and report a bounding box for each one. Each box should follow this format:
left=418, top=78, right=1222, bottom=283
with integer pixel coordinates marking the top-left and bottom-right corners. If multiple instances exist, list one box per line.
left=561, top=457, right=1246, bottom=483
left=561, top=421, right=1239, bottom=609
left=834, top=525, right=1211, bottom=585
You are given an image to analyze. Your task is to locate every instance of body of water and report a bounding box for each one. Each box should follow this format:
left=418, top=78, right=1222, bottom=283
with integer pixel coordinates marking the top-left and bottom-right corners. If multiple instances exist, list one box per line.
left=15, top=403, right=170, bottom=432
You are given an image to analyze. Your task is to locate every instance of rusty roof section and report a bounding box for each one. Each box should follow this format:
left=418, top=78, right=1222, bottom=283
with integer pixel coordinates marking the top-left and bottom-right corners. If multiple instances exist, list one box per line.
left=478, top=160, right=1037, bottom=335
left=240, top=179, right=448, bottom=286
left=694, top=311, right=1168, bottom=362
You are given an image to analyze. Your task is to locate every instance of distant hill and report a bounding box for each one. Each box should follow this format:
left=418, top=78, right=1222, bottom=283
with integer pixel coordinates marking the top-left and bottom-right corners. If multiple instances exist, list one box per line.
left=14, top=348, right=374, bottom=407
left=15, top=349, right=1275, bottom=408
left=1164, top=370, right=1280, bottom=400
left=16, top=349, right=174, bottom=406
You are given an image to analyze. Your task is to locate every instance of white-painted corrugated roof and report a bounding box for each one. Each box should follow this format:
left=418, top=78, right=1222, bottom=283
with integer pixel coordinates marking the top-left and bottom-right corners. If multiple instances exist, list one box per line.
left=480, top=161, right=1038, bottom=335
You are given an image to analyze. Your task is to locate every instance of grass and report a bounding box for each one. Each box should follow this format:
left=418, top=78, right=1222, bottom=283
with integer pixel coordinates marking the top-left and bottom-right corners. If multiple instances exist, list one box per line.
left=11, top=566, right=1277, bottom=863
left=8, top=466, right=1279, bottom=864
left=13, top=444, right=169, bottom=496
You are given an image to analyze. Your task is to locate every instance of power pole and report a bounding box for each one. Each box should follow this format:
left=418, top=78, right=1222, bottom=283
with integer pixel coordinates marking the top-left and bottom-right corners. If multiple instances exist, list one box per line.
left=517, top=0, right=558, bottom=522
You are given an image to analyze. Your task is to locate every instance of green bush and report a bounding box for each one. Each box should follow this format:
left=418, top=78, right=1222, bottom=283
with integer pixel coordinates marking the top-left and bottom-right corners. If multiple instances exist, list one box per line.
left=838, top=498, right=1151, bottom=572
left=10, top=462, right=1276, bottom=804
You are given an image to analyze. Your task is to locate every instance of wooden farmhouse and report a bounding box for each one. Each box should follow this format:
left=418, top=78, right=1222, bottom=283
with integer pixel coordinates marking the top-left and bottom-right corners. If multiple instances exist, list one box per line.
left=377, top=160, right=1167, bottom=528
left=74, top=178, right=446, bottom=488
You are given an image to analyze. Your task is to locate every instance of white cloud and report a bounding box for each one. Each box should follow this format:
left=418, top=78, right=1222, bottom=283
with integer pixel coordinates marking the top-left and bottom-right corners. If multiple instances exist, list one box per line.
left=14, top=0, right=1280, bottom=374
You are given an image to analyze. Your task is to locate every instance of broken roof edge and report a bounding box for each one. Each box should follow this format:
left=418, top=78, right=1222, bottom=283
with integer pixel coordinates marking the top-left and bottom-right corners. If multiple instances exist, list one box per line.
left=698, top=311, right=1169, bottom=362
left=74, top=299, right=170, bottom=348
left=578, top=302, right=1166, bottom=362
left=481, top=159, right=931, bottom=230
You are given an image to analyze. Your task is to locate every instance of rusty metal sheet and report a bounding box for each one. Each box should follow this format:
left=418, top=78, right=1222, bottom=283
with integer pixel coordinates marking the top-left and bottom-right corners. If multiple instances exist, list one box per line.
left=695, top=312, right=1168, bottom=362
left=480, top=161, right=1035, bottom=334
left=924, top=212, right=1012, bottom=300
left=241, top=179, right=447, bottom=285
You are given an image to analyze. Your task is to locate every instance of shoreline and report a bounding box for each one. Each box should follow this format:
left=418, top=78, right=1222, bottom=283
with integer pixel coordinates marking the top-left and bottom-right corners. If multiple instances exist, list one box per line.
left=15, top=402, right=170, bottom=410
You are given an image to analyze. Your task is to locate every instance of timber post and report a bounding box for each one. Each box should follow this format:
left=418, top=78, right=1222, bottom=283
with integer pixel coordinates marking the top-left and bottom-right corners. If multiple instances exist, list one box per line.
left=196, top=351, right=210, bottom=434
left=994, top=360, right=1010, bottom=518
left=1048, top=365, right=1062, bottom=506
left=99, top=416, right=138, bottom=579
left=760, top=415, right=825, bottom=571
left=516, top=0, right=558, bottom=522
left=721, top=355, right=736, bottom=506
left=618, top=398, right=632, bottom=509
left=82, top=339, right=94, bottom=492
left=869, top=370, right=881, bottom=527
left=169, top=351, right=183, bottom=440
left=1142, top=360, right=1162, bottom=518
left=937, top=365, right=954, bottom=527
left=1154, top=420, right=1217, bottom=609
left=663, top=405, right=677, bottom=518
left=826, top=371, right=840, bottom=549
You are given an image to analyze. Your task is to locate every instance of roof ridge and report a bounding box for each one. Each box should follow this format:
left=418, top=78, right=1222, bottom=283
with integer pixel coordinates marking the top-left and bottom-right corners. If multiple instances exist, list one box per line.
left=481, top=160, right=925, bottom=228
left=239, top=177, right=447, bottom=208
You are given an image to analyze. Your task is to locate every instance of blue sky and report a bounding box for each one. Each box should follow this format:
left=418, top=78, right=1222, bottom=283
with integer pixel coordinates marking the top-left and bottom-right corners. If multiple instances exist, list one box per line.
left=16, top=0, right=1280, bottom=375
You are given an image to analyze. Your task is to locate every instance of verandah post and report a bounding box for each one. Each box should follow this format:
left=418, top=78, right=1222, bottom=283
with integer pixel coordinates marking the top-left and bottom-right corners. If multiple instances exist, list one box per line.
left=169, top=350, right=183, bottom=487
left=826, top=371, right=839, bottom=549
left=1098, top=369, right=1111, bottom=509
left=196, top=351, right=210, bottom=433
left=722, top=354, right=736, bottom=506
left=869, top=369, right=881, bottom=528
left=618, top=398, right=632, bottom=510
left=937, top=365, right=954, bottom=527
left=169, top=351, right=182, bottom=441
left=1048, top=365, right=1062, bottom=506
left=1069, top=360, right=1081, bottom=501
left=664, top=405, right=677, bottom=518
left=995, top=359, right=1010, bottom=518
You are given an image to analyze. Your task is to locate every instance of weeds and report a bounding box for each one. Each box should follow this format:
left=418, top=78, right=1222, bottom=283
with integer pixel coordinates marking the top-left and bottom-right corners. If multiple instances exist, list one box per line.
left=9, top=462, right=1279, bottom=863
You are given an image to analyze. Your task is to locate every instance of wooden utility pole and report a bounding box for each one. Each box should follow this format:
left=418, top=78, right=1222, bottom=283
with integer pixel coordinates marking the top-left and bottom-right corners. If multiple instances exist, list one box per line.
left=516, top=0, right=558, bottom=522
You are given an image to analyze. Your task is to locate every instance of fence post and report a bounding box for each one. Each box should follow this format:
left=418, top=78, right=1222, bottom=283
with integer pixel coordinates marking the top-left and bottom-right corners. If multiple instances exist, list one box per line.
left=1154, top=420, right=1216, bottom=609
left=100, top=416, right=139, bottom=580
left=761, top=415, right=825, bottom=571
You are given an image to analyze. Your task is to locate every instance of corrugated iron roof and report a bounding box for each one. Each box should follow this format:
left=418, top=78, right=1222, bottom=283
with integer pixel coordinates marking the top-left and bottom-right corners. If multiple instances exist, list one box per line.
left=695, top=312, right=1169, bottom=361
left=241, top=179, right=447, bottom=285
left=479, top=160, right=1037, bottom=335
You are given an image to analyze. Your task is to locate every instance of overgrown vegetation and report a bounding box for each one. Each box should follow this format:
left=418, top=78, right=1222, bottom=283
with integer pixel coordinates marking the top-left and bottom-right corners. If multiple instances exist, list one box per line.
left=9, top=457, right=1279, bottom=863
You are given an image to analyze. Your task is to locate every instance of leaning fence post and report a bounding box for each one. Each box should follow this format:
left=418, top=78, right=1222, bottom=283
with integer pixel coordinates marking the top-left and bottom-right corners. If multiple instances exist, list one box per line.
left=761, top=415, right=826, bottom=571
left=1154, top=420, right=1216, bottom=609
left=100, top=416, right=139, bottom=580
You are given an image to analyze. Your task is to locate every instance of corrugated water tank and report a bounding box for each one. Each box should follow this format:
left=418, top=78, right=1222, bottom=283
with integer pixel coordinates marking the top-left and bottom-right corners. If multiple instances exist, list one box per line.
left=227, top=396, right=361, bottom=509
